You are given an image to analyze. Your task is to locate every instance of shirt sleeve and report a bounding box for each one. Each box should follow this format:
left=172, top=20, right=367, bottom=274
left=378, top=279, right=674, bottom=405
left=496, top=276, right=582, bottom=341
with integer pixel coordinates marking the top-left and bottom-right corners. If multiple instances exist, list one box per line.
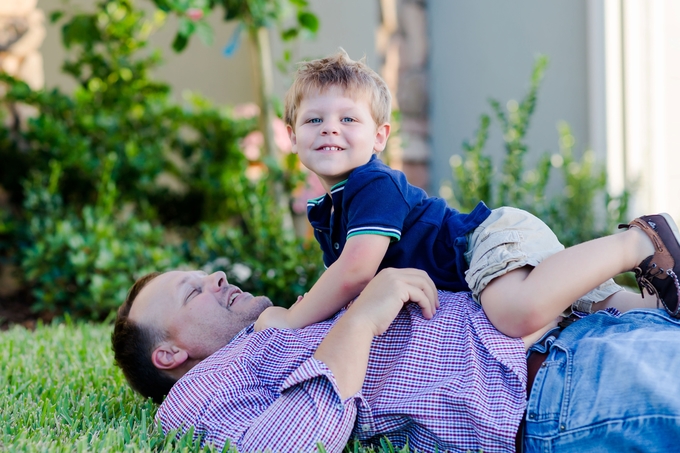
left=238, top=358, right=358, bottom=453
left=344, top=170, right=411, bottom=242
left=159, top=358, right=359, bottom=453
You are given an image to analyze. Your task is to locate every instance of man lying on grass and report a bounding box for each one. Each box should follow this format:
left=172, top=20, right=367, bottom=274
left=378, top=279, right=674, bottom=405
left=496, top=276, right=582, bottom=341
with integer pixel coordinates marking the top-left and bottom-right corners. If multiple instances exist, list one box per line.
left=112, top=267, right=680, bottom=452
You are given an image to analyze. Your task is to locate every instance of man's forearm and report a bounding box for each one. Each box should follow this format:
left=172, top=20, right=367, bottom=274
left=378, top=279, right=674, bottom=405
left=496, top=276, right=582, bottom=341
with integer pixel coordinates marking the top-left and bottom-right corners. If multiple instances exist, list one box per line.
left=314, top=310, right=374, bottom=399
left=314, top=268, right=439, bottom=400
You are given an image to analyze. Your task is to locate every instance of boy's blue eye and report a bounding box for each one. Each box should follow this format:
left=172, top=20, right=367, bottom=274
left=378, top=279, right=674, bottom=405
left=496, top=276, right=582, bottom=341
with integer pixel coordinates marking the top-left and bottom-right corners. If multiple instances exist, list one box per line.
left=341, top=117, right=355, bottom=123
left=309, top=118, right=322, bottom=124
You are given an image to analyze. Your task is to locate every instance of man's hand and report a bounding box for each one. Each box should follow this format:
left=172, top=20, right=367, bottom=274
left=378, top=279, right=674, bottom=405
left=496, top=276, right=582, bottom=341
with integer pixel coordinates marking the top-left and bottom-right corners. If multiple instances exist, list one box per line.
left=347, top=267, right=439, bottom=336
left=254, top=306, right=292, bottom=332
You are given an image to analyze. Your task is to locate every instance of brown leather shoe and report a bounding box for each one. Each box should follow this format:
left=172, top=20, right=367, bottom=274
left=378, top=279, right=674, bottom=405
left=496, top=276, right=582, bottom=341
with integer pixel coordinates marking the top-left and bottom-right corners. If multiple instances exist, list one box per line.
left=619, top=213, right=680, bottom=317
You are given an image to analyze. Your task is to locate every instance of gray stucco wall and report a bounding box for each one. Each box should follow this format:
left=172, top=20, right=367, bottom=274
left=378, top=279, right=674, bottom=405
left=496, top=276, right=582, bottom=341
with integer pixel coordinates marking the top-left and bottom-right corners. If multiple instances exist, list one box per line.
left=428, top=0, right=592, bottom=197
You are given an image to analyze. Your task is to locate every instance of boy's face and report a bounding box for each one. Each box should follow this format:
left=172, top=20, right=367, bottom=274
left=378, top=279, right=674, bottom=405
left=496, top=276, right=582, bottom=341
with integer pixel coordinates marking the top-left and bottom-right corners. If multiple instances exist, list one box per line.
left=288, top=86, right=390, bottom=191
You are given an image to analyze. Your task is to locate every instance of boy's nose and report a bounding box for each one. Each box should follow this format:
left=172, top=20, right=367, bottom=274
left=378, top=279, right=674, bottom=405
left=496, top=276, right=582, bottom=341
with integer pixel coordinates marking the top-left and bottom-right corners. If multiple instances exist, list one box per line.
left=206, top=271, right=227, bottom=293
left=320, top=122, right=339, bottom=135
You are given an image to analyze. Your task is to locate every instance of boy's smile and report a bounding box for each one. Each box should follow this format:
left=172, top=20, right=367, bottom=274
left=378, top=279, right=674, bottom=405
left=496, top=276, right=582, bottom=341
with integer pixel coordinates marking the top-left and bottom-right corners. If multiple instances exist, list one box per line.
left=288, top=86, right=390, bottom=191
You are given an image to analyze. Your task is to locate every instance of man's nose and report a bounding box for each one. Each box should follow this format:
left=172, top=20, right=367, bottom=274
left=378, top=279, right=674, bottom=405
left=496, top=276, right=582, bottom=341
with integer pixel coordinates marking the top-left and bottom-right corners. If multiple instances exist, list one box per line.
left=206, top=271, right=227, bottom=293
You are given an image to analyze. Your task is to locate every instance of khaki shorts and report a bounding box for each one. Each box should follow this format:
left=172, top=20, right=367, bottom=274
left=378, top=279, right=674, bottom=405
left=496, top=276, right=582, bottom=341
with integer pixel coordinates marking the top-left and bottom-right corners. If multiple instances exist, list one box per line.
left=464, top=207, right=622, bottom=313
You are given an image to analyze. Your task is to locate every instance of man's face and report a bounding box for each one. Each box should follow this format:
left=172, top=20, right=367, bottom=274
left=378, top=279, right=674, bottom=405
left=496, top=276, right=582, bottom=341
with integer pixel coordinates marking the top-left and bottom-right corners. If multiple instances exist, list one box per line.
left=130, top=270, right=272, bottom=362
left=288, top=85, right=390, bottom=191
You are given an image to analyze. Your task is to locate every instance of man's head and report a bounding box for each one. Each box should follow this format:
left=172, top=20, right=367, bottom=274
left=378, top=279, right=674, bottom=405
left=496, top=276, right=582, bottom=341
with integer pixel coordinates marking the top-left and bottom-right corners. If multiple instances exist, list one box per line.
left=111, top=270, right=272, bottom=403
left=284, top=50, right=392, bottom=190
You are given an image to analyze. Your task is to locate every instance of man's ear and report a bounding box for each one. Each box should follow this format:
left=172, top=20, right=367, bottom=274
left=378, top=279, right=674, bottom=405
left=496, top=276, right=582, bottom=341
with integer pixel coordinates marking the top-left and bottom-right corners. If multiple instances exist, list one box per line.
left=151, top=343, right=189, bottom=370
left=287, top=124, right=297, bottom=153
left=373, top=123, right=391, bottom=153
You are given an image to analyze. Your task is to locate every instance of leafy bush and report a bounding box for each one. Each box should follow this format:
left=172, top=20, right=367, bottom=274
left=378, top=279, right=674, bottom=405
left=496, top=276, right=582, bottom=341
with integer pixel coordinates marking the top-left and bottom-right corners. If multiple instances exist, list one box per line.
left=193, top=172, right=323, bottom=307
left=442, top=56, right=629, bottom=248
left=0, top=0, right=319, bottom=319
left=1, top=0, right=256, bottom=225
left=19, top=156, right=181, bottom=319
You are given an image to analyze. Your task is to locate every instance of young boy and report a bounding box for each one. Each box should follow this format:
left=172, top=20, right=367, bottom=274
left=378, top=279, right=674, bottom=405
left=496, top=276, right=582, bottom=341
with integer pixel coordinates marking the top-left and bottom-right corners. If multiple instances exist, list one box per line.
left=254, top=50, right=680, bottom=338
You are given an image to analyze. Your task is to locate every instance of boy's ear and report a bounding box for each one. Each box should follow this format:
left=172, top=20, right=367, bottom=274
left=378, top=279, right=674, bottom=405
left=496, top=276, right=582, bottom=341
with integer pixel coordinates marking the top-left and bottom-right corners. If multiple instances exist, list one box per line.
left=287, top=125, right=297, bottom=153
left=151, top=343, right=189, bottom=371
left=373, top=123, right=391, bottom=153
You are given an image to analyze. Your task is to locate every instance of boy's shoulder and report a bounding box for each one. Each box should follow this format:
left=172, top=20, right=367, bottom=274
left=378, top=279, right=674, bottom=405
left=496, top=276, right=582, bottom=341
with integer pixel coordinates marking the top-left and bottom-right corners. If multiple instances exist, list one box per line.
left=348, top=155, right=408, bottom=188
left=346, top=156, right=429, bottom=209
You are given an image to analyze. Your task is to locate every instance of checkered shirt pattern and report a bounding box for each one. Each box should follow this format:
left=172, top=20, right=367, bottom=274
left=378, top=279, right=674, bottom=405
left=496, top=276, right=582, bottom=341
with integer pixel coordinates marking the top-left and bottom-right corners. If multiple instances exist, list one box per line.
left=157, top=291, right=528, bottom=453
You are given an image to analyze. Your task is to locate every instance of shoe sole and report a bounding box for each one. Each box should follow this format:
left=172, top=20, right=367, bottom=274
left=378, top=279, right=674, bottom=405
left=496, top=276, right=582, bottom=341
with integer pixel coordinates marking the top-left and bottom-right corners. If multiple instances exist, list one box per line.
left=657, top=213, right=680, bottom=255
left=652, top=213, right=680, bottom=316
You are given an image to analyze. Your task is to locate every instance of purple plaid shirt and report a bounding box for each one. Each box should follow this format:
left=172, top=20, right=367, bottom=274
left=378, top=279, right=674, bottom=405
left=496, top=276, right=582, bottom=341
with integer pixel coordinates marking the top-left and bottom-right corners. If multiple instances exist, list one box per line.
left=157, top=291, right=528, bottom=452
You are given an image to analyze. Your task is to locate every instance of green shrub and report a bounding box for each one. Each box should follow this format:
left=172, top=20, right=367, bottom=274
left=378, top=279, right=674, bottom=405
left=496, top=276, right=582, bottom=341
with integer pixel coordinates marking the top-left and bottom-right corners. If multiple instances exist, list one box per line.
left=19, top=156, right=181, bottom=320
left=0, top=0, right=320, bottom=319
left=192, top=172, right=323, bottom=307
left=0, top=0, right=255, bottom=226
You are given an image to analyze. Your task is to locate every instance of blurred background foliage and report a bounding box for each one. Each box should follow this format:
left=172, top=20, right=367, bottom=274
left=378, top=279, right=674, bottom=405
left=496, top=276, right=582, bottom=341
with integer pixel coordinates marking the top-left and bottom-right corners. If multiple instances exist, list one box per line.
left=0, top=0, right=321, bottom=320
left=440, top=55, right=635, bottom=287
left=441, top=56, right=630, bottom=247
left=0, top=0, right=634, bottom=322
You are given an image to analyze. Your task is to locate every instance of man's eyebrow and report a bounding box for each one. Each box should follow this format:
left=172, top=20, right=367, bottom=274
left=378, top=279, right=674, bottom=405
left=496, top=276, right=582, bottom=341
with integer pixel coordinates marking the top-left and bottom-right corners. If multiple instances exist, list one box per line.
left=177, top=276, right=190, bottom=305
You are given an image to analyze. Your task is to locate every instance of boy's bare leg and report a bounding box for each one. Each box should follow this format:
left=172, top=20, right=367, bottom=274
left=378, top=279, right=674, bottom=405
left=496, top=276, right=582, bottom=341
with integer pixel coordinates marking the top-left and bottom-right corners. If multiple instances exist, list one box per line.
left=594, top=290, right=658, bottom=312
left=480, top=227, right=655, bottom=337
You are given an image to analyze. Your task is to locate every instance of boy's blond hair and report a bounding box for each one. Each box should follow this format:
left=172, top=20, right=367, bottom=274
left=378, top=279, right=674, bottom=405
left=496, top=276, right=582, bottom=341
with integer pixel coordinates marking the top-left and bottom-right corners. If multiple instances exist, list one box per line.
left=284, top=49, right=392, bottom=129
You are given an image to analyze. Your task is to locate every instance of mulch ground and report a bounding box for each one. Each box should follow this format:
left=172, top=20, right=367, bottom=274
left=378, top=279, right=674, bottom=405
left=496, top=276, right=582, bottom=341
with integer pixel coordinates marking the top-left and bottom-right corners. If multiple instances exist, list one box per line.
left=0, top=290, right=40, bottom=330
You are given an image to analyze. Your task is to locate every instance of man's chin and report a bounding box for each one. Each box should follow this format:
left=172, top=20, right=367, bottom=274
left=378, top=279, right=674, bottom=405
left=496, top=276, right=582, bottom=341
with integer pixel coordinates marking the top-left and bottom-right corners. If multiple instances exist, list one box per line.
left=241, top=294, right=273, bottom=319
left=255, top=295, right=274, bottom=308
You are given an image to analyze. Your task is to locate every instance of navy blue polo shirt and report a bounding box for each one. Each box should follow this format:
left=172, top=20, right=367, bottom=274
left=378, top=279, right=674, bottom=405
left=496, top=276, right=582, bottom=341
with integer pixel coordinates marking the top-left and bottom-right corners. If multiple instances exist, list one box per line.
left=307, top=155, right=491, bottom=291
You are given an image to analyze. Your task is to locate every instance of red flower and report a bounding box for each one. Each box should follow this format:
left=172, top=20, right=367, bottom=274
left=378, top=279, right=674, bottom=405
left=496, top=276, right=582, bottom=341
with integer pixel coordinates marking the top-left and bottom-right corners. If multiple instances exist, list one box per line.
left=186, top=8, right=204, bottom=21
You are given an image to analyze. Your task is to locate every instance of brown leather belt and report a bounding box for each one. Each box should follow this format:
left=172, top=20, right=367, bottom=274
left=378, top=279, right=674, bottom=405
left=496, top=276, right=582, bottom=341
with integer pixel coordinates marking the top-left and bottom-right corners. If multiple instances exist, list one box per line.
left=515, top=315, right=578, bottom=452
left=526, top=350, right=549, bottom=398
left=515, top=350, right=549, bottom=452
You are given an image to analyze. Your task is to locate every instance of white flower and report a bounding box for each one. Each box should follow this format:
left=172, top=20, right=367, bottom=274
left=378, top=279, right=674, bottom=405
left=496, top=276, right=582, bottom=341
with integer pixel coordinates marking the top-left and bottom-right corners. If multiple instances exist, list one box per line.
left=231, top=263, right=252, bottom=282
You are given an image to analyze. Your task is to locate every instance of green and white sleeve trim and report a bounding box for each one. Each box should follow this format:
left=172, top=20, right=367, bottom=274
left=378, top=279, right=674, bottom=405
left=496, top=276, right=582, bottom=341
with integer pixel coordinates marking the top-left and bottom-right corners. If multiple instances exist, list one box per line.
left=346, top=226, right=401, bottom=241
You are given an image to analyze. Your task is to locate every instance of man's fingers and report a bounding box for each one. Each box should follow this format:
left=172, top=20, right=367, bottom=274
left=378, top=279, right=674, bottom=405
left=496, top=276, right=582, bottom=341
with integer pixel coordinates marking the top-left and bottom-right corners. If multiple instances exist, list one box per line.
left=406, top=286, right=436, bottom=319
left=397, top=268, right=438, bottom=316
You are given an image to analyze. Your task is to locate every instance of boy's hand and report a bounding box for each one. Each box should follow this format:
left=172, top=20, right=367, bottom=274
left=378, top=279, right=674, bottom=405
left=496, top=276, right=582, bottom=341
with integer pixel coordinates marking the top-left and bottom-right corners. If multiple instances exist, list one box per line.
left=254, top=306, right=292, bottom=331
left=290, top=294, right=305, bottom=308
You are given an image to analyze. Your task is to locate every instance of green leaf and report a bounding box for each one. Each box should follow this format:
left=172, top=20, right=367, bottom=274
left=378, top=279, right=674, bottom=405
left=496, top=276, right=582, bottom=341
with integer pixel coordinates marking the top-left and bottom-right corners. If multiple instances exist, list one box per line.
left=289, top=0, right=309, bottom=7
left=172, top=32, right=189, bottom=52
left=61, top=14, right=101, bottom=49
left=297, top=11, right=319, bottom=33
left=178, top=17, right=196, bottom=36
left=281, top=27, right=298, bottom=41
left=151, top=0, right=172, bottom=12
left=195, top=21, right=214, bottom=46
left=49, top=10, right=64, bottom=23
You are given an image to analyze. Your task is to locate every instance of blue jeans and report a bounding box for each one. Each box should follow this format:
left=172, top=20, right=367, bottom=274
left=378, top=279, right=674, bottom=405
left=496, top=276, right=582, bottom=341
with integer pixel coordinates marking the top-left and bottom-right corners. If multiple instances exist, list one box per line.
left=524, top=308, right=680, bottom=452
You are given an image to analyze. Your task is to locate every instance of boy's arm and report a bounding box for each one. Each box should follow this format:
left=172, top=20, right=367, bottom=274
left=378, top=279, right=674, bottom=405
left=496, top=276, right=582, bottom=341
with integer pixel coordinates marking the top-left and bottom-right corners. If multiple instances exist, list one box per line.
left=254, top=234, right=391, bottom=331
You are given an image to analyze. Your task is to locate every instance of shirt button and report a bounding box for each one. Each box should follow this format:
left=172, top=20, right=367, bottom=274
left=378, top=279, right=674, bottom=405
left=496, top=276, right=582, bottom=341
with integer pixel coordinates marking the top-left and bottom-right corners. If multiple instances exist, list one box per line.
left=528, top=412, right=536, bottom=420
left=334, top=242, right=340, bottom=250
left=361, top=423, right=371, bottom=432
left=336, top=404, right=344, bottom=410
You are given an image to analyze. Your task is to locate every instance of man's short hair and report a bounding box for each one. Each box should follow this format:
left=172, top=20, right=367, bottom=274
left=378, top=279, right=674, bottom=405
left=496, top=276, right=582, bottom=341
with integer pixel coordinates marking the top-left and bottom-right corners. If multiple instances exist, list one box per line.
left=111, top=272, right=176, bottom=404
left=284, top=49, right=392, bottom=129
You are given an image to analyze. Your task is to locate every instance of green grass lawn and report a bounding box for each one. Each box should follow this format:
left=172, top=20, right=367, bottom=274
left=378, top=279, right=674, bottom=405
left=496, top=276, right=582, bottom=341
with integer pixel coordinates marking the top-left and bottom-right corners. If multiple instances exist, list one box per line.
left=0, top=320, right=405, bottom=453
left=0, top=319, right=227, bottom=452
